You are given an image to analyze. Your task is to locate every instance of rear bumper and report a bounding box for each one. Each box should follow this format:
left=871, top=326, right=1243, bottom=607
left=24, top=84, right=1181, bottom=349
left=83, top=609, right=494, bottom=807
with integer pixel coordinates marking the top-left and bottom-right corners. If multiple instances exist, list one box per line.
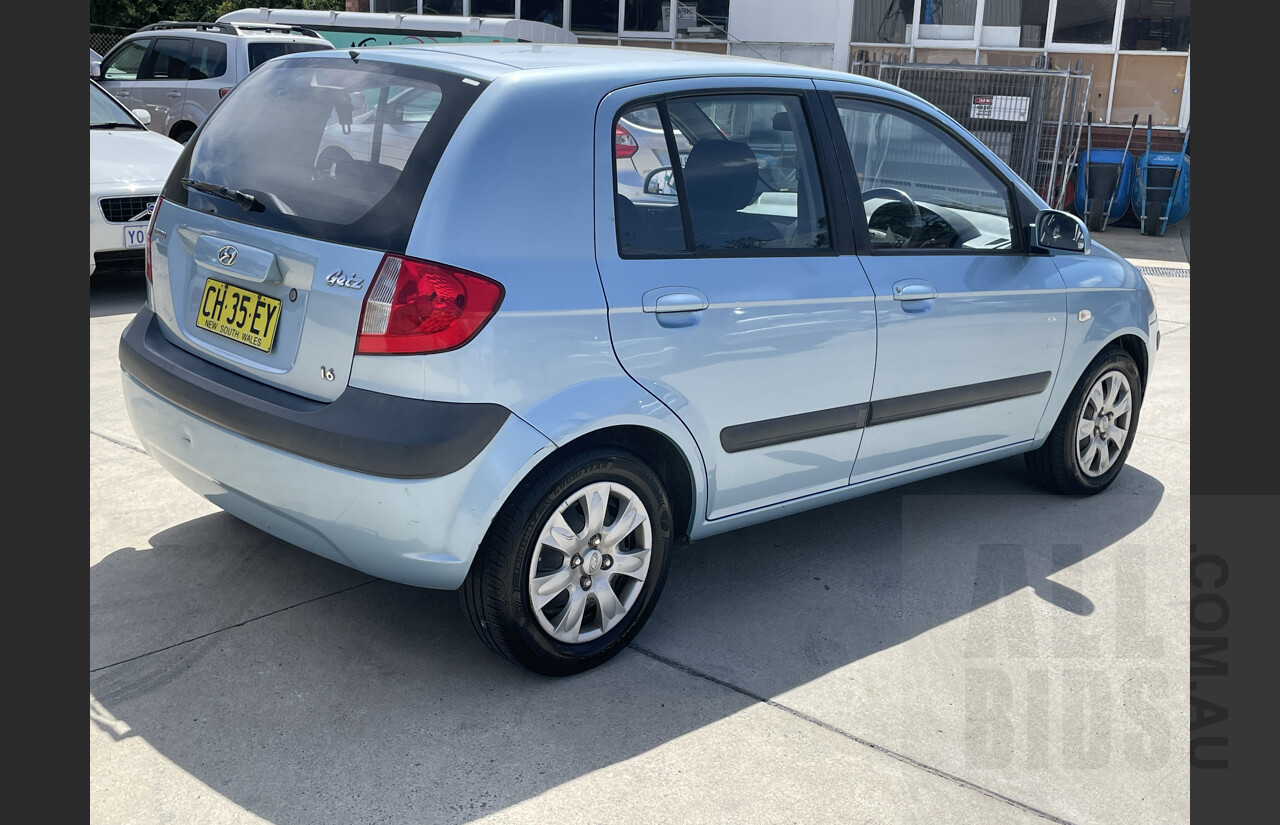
left=120, top=306, right=510, bottom=479
left=119, top=307, right=556, bottom=589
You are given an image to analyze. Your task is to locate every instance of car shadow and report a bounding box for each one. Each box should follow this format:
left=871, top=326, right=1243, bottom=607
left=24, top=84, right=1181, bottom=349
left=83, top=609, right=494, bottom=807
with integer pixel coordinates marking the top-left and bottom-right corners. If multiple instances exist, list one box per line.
left=90, top=270, right=147, bottom=319
left=90, top=454, right=1165, bottom=823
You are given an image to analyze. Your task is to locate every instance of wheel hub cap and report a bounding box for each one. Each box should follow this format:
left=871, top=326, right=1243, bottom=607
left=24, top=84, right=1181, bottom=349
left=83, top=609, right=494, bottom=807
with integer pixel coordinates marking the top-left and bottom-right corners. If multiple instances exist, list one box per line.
left=526, top=480, right=655, bottom=644
left=1076, top=369, right=1132, bottom=478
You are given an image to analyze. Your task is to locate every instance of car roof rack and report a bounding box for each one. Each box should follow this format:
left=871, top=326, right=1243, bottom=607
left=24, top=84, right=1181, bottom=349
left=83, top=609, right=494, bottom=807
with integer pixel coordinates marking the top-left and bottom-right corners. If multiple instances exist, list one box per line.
left=136, top=20, right=325, bottom=38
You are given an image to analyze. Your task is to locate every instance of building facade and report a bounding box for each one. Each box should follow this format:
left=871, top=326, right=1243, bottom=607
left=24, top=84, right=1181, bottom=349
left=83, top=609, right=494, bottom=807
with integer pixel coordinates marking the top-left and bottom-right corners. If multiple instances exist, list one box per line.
left=350, top=1, right=1189, bottom=136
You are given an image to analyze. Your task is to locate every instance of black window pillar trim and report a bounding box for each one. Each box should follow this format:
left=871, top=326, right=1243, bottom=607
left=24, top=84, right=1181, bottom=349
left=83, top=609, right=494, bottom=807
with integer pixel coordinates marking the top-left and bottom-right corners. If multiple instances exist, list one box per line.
left=815, top=89, right=871, bottom=255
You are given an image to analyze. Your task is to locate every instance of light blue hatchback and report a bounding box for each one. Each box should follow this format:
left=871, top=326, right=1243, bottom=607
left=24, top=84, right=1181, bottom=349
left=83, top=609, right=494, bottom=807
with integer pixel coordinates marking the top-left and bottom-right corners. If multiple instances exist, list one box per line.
left=120, top=43, right=1158, bottom=676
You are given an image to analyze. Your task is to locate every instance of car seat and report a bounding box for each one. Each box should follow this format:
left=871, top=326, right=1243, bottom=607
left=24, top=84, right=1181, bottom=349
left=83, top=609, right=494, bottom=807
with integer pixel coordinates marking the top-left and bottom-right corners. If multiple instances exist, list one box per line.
left=682, top=139, right=782, bottom=251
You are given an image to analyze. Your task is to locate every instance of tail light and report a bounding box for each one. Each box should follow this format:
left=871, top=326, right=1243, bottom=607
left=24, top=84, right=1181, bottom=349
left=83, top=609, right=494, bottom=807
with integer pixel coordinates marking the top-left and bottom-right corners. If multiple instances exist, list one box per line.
left=218, top=87, right=233, bottom=98
left=614, top=123, right=639, bottom=158
left=144, top=196, right=162, bottom=283
left=357, top=255, right=504, bottom=355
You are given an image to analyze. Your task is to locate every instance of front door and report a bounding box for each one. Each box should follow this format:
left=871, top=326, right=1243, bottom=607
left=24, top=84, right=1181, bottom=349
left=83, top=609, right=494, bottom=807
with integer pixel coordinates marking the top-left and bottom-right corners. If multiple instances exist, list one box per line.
left=820, top=90, right=1068, bottom=483
left=132, top=36, right=193, bottom=135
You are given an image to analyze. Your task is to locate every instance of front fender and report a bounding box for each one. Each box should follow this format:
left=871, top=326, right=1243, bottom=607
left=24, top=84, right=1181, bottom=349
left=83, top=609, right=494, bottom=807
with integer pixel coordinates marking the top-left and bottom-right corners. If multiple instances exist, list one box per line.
left=1033, top=251, right=1156, bottom=440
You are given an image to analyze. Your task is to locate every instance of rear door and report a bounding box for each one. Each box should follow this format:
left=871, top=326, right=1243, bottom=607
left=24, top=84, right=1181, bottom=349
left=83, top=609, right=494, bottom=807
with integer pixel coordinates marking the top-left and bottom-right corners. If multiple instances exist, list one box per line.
left=179, top=36, right=230, bottom=129
left=595, top=78, right=878, bottom=521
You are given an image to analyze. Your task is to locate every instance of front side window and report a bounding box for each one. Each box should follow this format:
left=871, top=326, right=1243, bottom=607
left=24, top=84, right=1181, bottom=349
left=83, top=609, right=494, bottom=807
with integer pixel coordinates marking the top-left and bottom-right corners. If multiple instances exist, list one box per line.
left=102, top=39, right=151, bottom=80
left=834, top=98, right=1015, bottom=252
left=614, top=93, right=831, bottom=256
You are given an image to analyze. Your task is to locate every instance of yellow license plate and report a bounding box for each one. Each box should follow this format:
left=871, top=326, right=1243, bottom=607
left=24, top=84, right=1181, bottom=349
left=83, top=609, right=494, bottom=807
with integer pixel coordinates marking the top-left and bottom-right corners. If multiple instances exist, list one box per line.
left=198, top=278, right=283, bottom=353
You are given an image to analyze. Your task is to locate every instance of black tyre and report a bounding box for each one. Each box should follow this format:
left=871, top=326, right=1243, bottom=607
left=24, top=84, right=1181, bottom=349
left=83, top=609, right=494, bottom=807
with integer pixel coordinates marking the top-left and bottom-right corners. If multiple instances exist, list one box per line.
left=170, top=122, right=196, bottom=145
left=461, top=447, right=674, bottom=676
left=1142, top=193, right=1164, bottom=235
left=1025, top=346, right=1143, bottom=495
left=1086, top=192, right=1106, bottom=231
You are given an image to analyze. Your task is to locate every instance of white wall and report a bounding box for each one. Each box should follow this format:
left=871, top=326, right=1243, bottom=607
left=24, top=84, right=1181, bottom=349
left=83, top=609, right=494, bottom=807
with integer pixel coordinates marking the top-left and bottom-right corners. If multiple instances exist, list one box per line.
left=727, top=0, right=843, bottom=44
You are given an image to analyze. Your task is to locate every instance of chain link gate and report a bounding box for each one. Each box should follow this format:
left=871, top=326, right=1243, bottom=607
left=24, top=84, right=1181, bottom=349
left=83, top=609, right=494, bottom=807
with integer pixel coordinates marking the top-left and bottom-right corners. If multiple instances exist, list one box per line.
left=848, top=55, right=1092, bottom=210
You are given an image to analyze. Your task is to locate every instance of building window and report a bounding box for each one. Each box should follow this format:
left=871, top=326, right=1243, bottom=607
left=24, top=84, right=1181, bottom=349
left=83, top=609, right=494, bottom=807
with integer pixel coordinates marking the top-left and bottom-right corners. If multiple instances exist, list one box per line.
left=572, top=1, right=619, bottom=34
left=623, top=1, right=670, bottom=34
left=1120, top=0, right=1190, bottom=51
left=521, top=0, right=564, bottom=25
left=473, top=1, right=516, bottom=17
left=1112, top=53, right=1186, bottom=126
left=1052, top=0, right=1118, bottom=45
left=420, top=1, right=465, bottom=13
left=983, top=0, right=1049, bottom=48
left=917, top=0, right=976, bottom=42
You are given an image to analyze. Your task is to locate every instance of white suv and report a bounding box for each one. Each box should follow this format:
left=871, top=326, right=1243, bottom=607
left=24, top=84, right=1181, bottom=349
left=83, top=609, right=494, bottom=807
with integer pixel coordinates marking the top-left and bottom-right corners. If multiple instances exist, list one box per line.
left=92, top=21, right=333, bottom=144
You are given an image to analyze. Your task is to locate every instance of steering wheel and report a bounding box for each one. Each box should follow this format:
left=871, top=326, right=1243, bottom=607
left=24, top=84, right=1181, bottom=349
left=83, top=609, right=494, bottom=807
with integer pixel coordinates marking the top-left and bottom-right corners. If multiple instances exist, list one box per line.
left=861, top=186, right=922, bottom=248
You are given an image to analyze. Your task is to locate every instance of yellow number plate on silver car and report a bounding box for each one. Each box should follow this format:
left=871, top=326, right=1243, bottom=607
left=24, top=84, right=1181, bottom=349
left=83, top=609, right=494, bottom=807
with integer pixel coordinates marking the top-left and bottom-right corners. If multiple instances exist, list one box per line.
left=198, top=278, right=282, bottom=353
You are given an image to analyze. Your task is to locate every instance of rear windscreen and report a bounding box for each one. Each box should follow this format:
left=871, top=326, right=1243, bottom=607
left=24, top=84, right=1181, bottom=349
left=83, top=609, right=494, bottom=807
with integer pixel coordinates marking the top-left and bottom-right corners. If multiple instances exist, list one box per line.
left=164, top=55, right=486, bottom=251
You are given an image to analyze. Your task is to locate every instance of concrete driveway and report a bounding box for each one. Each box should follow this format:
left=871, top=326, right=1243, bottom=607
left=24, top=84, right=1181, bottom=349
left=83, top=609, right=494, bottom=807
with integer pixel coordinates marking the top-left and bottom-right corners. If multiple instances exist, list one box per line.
left=90, top=229, right=1190, bottom=824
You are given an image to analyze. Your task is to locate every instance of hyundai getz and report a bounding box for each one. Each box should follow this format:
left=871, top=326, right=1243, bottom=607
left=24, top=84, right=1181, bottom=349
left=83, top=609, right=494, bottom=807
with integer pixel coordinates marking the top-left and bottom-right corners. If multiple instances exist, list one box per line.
left=120, top=44, right=1158, bottom=676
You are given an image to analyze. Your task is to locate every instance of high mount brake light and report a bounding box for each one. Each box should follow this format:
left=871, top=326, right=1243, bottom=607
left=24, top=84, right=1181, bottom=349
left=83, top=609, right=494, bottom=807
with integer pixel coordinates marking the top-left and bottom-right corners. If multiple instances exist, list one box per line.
left=357, top=255, right=504, bottom=355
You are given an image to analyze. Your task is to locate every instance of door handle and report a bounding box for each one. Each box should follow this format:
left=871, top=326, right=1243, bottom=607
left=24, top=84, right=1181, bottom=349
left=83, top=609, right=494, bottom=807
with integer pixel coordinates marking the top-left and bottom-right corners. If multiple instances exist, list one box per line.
left=653, top=293, right=707, bottom=313
left=891, top=280, right=937, bottom=301
left=642, top=287, right=709, bottom=313
left=890, top=279, right=936, bottom=314
left=642, top=287, right=708, bottom=328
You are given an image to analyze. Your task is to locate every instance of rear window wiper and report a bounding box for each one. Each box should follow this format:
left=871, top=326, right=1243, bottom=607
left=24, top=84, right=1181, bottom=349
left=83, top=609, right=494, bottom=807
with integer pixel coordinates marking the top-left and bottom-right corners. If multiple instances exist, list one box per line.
left=91, top=122, right=143, bottom=129
left=181, top=177, right=261, bottom=212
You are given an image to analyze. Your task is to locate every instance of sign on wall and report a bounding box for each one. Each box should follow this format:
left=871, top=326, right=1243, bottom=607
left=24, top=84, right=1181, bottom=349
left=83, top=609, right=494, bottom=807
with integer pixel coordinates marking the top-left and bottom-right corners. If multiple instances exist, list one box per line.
left=970, top=94, right=1030, bottom=122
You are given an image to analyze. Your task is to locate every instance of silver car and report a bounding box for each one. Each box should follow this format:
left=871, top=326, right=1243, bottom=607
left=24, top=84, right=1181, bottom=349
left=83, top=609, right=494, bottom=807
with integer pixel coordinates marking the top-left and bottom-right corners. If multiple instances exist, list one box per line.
left=120, top=44, right=1158, bottom=676
left=93, top=20, right=332, bottom=143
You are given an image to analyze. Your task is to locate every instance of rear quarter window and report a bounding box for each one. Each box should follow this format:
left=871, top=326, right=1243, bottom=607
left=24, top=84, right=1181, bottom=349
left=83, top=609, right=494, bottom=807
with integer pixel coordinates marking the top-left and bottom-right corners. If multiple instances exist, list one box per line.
left=164, top=56, right=486, bottom=252
left=247, top=41, right=332, bottom=71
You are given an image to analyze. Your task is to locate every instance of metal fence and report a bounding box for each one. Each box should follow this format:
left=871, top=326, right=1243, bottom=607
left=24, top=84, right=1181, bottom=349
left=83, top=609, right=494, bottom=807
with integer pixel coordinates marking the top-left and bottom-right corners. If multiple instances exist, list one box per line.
left=90, top=27, right=131, bottom=58
left=849, top=55, right=1092, bottom=209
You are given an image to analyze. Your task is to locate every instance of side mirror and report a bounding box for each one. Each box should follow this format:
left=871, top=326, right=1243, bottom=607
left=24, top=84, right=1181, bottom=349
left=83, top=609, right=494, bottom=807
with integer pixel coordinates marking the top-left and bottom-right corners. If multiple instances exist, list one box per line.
left=90, top=60, right=102, bottom=77
left=643, top=166, right=676, bottom=196
left=1032, top=208, right=1090, bottom=253
left=131, top=108, right=152, bottom=126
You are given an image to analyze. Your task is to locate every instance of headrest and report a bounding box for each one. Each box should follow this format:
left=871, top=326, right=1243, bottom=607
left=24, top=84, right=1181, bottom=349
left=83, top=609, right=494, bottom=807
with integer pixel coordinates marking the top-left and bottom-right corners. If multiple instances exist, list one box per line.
left=682, top=139, right=760, bottom=212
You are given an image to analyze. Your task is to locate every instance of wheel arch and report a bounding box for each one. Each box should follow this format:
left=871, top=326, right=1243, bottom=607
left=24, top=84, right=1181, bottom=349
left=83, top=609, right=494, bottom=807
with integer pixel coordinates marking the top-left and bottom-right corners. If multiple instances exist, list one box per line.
left=551, top=425, right=698, bottom=545
left=169, top=119, right=199, bottom=143
left=1034, top=329, right=1151, bottom=446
